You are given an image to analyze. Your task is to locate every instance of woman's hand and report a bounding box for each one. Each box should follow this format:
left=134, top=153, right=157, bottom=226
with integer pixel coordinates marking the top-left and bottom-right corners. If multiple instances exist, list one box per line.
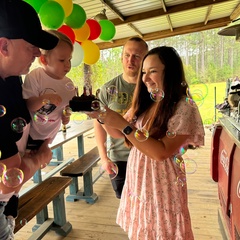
left=87, top=107, right=127, bottom=131
left=87, top=107, right=128, bottom=139
left=101, top=158, right=116, bottom=175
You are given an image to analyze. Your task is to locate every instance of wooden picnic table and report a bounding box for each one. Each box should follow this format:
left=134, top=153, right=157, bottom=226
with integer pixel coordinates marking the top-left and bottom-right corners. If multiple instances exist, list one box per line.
left=19, top=120, right=94, bottom=231
left=32, top=119, right=94, bottom=183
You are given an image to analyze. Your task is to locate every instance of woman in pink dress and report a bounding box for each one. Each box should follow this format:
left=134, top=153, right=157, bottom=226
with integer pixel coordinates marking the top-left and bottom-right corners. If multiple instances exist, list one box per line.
left=91, top=46, right=205, bottom=239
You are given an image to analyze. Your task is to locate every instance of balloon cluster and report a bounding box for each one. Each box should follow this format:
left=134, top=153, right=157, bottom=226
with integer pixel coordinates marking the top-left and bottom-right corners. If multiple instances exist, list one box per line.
left=24, top=0, right=116, bottom=66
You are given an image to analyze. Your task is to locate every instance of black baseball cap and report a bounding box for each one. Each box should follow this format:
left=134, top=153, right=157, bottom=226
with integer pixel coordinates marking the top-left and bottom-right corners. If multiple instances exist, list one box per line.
left=0, top=0, right=59, bottom=50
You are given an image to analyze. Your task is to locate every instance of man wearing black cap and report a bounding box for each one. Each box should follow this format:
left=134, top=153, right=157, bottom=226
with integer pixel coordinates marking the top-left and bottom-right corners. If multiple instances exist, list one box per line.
left=0, top=0, right=59, bottom=239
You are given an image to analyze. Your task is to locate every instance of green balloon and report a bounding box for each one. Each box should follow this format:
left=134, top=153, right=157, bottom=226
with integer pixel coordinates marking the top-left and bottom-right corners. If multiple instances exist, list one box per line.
left=39, top=1, right=65, bottom=29
left=64, top=4, right=86, bottom=29
left=99, top=20, right=116, bottom=41
left=24, top=0, right=48, bottom=13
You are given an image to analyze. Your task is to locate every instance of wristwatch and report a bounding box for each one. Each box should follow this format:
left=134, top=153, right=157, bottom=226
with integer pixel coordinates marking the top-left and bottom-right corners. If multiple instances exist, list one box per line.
left=122, top=125, right=133, bottom=135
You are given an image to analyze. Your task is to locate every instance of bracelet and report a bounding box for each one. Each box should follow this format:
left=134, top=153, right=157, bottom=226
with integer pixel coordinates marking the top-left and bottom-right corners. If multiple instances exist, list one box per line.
left=97, top=119, right=104, bottom=124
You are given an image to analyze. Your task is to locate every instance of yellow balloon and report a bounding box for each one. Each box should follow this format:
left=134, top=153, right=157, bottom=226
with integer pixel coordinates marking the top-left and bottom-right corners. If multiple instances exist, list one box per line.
left=73, top=23, right=90, bottom=42
left=50, top=0, right=73, bottom=17
left=81, top=40, right=100, bottom=65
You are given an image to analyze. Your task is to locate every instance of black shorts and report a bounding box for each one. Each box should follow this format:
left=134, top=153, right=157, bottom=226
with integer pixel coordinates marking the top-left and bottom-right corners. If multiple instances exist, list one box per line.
left=110, top=161, right=127, bottom=199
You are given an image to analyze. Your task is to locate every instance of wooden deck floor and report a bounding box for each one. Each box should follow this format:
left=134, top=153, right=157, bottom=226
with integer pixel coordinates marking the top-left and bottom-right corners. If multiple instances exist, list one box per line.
left=15, top=126, right=224, bottom=240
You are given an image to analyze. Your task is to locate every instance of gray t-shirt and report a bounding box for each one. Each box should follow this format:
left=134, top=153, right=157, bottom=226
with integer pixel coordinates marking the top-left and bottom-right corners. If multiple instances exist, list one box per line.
left=98, top=74, right=135, bottom=162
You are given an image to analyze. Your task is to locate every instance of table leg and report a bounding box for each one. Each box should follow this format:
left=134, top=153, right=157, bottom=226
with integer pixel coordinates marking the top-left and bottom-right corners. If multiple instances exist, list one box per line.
left=52, top=192, right=72, bottom=236
left=33, top=169, right=42, bottom=183
left=77, top=135, right=84, bottom=157
left=50, top=146, right=64, bottom=166
left=52, top=146, right=63, bottom=161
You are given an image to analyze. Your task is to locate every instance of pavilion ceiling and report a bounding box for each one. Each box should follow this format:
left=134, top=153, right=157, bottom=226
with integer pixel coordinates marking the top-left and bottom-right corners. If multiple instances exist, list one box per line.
left=73, top=0, right=240, bottom=50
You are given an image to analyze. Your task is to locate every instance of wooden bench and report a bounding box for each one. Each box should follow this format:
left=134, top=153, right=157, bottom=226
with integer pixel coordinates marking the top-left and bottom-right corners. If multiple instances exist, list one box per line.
left=14, top=177, right=72, bottom=239
left=60, top=146, right=100, bottom=204
left=32, top=157, right=75, bottom=184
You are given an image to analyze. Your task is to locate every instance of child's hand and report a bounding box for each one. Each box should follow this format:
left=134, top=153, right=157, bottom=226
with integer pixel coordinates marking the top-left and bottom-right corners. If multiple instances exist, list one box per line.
left=43, top=93, right=62, bottom=106
left=63, top=106, right=72, bottom=117
left=62, top=114, right=70, bottom=125
left=62, top=106, right=72, bottom=125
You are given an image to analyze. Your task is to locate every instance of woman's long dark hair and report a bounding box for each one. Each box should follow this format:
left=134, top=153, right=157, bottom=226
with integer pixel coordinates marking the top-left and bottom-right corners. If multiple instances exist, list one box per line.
left=128, top=46, right=189, bottom=143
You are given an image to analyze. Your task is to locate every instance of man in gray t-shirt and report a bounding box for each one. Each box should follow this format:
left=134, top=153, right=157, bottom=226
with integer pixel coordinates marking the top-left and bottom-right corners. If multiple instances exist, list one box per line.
left=94, top=37, right=148, bottom=198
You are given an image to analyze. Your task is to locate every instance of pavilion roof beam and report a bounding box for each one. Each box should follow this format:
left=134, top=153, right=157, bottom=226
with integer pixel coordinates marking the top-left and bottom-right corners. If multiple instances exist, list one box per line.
left=230, top=2, right=240, bottom=20
left=99, top=0, right=125, bottom=21
left=110, top=0, right=230, bottom=26
left=161, top=0, right=173, bottom=32
left=127, top=23, right=143, bottom=38
left=97, top=16, right=231, bottom=50
left=204, top=5, right=213, bottom=25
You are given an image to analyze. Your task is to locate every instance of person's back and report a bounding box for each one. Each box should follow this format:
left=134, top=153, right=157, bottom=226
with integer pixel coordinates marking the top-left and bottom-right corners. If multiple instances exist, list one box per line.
left=22, top=30, right=75, bottom=150
left=94, top=37, right=148, bottom=198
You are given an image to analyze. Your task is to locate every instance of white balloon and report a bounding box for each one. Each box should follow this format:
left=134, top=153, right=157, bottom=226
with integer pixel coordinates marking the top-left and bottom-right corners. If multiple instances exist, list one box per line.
left=71, top=41, right=84, bottom=67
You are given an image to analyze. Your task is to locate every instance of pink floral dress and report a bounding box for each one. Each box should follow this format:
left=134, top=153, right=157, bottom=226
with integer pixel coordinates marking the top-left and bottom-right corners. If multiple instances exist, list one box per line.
left=116, top=98, right=205, bottom=240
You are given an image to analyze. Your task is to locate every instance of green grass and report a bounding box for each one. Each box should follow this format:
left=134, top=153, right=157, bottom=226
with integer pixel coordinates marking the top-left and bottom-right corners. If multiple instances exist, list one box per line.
left=70, top=112, right=89, bottom=121
left=191, top=82, right=226, bottom=124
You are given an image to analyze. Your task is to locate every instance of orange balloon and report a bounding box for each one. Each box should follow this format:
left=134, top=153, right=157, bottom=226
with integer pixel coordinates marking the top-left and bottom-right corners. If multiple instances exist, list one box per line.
left=73, top=23, right=90, bottom=42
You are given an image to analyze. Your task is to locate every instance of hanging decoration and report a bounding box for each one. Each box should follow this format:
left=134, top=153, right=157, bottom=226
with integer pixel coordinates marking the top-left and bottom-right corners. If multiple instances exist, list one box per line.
left=24, top=0, right=47, bottom=13
left=73, top=23, right=90, bottom=42
left=99, top=19, right=116, bottom=41
left=64, top=4, right=86, bottom=29
left=86, top=19, right=102, bottom=41
left=58, top=25, right=75, bottom=43
left=71, top=42, right=84, bottom=67
left=25, top=1, right=117, bottom=66
left=50, top=0, right=73, bottom=17
left=39, top=1, right=65, bottom=29
left=81, top=40, right=100, bottom=65
left=94, top=9, right=116, bottom=41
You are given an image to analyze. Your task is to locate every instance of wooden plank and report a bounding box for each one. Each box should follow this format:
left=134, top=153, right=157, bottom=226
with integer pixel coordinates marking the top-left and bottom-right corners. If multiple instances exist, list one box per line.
left=19, top=158, right=75, bottom=196
left=50, top=120, right=93, bottom=150
left=42, top=157, right=75, bottom=181
left=60, top=147, right=100, bottom=177
left=15, top=177, right=72, bottom=233
left=28, top=219, right=54, bottom=240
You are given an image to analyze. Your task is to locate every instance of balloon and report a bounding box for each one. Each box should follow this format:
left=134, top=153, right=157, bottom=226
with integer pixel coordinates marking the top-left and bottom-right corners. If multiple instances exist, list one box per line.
left=49, top=0, right=73, bottom=17
left=64, top=4, right=86, bottom=29
left=86, top=19, right=102, bottom=40
left=99, top=20, right=116, bottom=41
left=73, top=23, right=90, bottom=42
left=71, top=42, right=84, bottom=67
left=24, top=0, right=47, bottom=13
left=58, top=25, right=75, bottom=43
left=39, top=1, right=65, bottom=29
left=81, top=40, right=100, bottom=65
